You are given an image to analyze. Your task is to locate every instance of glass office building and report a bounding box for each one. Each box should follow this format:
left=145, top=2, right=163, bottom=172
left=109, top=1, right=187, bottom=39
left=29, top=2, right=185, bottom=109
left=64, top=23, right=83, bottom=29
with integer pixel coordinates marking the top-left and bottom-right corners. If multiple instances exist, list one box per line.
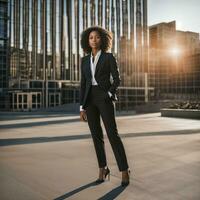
left=149, top=21, right=200, bottom=101
left=0, top=0, right=9, bottom=110
left=1, top=0, right=150, bottom=111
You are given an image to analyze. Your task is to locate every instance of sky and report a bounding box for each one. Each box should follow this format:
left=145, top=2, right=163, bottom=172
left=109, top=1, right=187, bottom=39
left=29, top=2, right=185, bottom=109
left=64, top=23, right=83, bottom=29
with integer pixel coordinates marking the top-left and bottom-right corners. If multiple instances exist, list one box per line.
left=148, top=0, right=200, bottom=33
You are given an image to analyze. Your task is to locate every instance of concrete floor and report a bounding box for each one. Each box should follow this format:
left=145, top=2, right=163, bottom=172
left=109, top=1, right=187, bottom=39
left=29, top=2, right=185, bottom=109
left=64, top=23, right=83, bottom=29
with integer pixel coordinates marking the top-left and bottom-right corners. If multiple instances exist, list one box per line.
left=0, top=112, right=200, bottom=200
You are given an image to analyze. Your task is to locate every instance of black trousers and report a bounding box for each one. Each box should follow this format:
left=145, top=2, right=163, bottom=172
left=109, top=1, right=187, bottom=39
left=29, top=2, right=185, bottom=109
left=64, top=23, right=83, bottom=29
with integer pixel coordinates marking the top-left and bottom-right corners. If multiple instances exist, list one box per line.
left=85, top=85, right=129, bottom=171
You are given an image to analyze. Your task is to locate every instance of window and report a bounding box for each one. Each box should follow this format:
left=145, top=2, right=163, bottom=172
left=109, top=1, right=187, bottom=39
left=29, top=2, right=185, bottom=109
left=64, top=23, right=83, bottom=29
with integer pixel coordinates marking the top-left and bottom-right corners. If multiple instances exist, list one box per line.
left=0, top=40, right=4, bottom=47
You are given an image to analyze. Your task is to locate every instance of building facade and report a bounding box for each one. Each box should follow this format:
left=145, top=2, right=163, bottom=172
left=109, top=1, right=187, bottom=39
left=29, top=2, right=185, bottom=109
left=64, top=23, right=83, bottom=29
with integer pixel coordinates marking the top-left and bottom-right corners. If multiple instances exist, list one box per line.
left=0, top=0, right=9, bottom=110
left=1, top=0, right=150, bottom=111
left=149, top=21, right=200, bottom=101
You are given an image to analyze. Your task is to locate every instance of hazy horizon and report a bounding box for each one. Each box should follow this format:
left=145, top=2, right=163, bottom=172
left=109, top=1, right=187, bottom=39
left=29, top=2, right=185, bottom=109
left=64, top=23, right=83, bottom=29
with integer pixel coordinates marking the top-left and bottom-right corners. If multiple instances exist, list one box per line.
left=148, top=0, right=200, bottom=34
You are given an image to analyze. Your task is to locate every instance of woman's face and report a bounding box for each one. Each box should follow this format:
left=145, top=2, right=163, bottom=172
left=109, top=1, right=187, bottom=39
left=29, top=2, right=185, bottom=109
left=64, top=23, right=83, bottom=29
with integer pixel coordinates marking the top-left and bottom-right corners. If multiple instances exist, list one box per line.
left=89, top=31, right=101, bottom=50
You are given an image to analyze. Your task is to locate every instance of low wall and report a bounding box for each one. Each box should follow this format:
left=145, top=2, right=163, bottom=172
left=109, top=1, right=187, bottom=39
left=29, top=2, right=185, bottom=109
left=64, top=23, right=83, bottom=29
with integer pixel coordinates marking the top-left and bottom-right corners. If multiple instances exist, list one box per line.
left=161, top=109, right=200, bottom=119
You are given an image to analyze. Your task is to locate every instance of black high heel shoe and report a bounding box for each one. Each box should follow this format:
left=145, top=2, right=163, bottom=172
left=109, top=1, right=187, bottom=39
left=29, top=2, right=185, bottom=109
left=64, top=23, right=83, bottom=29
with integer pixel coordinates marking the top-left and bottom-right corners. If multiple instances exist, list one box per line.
left=95, top=167, right=110, bottom=184
left=121, top=170, right=131, bottom=187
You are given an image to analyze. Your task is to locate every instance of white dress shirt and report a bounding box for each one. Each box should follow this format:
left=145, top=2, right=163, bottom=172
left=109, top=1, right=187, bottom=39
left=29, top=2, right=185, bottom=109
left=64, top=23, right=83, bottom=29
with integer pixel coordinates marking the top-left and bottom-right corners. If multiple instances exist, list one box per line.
left=90, top=49, right=101, bottom=85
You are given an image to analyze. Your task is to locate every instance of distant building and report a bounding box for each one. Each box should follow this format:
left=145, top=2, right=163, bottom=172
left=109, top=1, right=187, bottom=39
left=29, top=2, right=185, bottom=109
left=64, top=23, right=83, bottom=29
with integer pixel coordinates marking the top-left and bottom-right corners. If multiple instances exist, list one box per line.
left=149, top=21, right=200, bottom=101
left=1, top=0, right=150, bottom=111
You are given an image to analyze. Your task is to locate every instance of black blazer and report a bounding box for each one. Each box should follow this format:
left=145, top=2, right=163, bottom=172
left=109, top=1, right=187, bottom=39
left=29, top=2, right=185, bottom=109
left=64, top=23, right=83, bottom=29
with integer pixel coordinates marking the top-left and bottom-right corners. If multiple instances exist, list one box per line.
left=80, top=52, right=121, bottom=109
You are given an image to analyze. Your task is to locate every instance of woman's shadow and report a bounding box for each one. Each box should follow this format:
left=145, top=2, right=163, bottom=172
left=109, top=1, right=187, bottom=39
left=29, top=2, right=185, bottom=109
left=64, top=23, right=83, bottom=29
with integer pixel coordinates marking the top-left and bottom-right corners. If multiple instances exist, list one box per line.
left=54, top=181, right=127, bottom=200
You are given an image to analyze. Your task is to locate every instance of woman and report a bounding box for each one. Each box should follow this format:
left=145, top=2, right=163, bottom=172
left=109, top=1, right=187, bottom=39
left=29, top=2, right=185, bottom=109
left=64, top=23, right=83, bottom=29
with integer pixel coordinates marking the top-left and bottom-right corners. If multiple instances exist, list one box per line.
left=79, top=26, right=130, bottom=187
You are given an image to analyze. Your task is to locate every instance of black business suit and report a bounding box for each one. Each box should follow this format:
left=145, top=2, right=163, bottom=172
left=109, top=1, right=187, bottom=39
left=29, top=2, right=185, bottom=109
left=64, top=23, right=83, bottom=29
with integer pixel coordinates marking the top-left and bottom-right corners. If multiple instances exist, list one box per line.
left=80, top=51, right=129, bottom=171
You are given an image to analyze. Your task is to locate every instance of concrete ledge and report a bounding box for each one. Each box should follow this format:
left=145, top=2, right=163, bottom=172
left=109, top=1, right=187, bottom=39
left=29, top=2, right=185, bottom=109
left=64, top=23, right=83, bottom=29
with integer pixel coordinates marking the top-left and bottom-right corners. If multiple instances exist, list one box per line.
left=161, top=109, right=200, bottom=119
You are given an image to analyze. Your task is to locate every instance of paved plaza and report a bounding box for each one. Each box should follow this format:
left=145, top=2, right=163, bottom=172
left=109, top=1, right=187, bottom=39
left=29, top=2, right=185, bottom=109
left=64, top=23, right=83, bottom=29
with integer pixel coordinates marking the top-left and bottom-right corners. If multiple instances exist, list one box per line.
left=0, top=112, right=200, bottom=200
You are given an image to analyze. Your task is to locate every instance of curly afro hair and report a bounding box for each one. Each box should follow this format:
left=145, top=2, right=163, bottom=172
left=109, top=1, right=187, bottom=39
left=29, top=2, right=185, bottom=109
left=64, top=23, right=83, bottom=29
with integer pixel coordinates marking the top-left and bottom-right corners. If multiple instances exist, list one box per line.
left=80, top=26, right=113, bottom=54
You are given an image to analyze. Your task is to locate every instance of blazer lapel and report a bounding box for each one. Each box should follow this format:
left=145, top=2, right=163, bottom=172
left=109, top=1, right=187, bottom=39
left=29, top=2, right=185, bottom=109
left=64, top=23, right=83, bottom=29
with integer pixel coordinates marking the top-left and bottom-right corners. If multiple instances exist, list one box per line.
left=85, top=55, right=92, bottom=78
left=94, top=52, right=105, bottom=77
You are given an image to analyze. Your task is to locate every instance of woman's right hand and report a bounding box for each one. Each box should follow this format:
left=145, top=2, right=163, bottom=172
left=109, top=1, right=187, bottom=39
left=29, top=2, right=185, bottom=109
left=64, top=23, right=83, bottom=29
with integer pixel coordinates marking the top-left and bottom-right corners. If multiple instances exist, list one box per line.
left=80, top=110, right=87, bottom=122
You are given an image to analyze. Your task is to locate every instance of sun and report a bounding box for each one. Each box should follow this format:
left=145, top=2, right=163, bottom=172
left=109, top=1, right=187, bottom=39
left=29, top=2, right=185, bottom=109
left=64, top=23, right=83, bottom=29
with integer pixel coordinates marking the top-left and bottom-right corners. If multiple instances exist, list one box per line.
left=169, top=47, right=181, bottom=57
